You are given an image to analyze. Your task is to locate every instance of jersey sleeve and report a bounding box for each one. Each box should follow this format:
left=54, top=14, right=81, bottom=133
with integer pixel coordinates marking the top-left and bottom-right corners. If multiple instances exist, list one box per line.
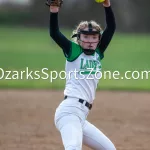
left=98, top=6, right=116, bottom=54
left=66, top=42, right=83, bottom=62
left=96, top=48, right=104, bottom=60
left=49, top=12, right=71, bottom=57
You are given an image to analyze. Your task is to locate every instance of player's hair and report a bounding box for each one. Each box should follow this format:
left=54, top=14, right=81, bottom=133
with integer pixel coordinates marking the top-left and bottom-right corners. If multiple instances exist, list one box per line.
left=71, top=20, right=103, bottom=43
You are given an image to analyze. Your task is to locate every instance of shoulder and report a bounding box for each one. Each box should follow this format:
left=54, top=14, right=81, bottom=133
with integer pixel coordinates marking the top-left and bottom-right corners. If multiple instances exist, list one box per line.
left=66, top=42, right=83, bottom=62
left=95, top=48, right=104, bottom=60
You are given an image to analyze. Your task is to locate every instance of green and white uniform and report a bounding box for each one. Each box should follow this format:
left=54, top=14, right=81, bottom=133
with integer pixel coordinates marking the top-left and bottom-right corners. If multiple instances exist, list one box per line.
left=64, top=42, right=104, bottom=104
left=50, top=5, right=116, bottom=150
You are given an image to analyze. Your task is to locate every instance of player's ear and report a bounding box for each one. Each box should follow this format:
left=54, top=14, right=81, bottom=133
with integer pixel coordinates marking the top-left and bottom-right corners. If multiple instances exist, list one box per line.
left=77, top=38, right=82, bottom=46
left=77, top=34, right=80, bottom=42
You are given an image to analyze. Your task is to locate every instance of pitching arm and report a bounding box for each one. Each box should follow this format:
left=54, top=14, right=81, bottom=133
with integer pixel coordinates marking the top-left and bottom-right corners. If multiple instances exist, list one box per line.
left=49, top=12, right=71, bottom=57
left=98, top=6, right=116, bottom=54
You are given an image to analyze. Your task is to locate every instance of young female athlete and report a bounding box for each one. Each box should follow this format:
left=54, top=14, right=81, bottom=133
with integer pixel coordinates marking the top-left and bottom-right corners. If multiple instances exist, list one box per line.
left=48, top=0, right=116, bottom=149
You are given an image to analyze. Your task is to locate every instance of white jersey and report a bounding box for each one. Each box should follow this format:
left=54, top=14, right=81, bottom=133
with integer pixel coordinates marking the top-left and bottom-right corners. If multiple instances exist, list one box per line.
left=64, top=42, right=104, bottom=104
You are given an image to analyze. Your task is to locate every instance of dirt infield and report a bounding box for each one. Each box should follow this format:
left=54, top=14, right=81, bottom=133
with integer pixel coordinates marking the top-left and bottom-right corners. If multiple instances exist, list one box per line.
left=0, top=90, right=150, bottom=150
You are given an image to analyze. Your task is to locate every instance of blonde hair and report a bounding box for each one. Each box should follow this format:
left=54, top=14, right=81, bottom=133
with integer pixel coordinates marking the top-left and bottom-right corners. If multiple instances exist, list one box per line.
left=71, top=20, right=103, bottom=43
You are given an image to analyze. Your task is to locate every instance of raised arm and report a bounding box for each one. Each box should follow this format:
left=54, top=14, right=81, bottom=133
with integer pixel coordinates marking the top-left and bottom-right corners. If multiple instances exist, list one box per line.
left=98, top=0, right=116, bottom=54
left=49, top=6, right=71, bottom=57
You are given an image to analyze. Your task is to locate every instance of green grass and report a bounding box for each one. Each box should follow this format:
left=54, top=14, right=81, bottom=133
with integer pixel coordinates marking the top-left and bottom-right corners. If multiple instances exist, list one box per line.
left=0, top=25, right=150, bottom=90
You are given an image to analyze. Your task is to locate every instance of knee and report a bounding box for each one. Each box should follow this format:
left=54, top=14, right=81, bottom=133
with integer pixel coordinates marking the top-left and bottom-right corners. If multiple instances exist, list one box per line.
left=104, top=143, right=116, bottom=150
left=110, top=145, right=116, bottom=150
left=65, top=145, right=81, bottom=150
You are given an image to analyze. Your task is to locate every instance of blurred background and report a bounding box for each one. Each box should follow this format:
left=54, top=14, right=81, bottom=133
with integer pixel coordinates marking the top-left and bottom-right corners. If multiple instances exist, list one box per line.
left=0, top=0, right=150, bottom=90
left=0, top=1, right=150, bottom=150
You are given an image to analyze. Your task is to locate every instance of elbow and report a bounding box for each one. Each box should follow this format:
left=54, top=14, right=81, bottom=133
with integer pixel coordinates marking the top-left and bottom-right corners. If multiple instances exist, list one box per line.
left=113, top=17, right=117, bottom=31
left=111, top=21, right=116, bottom=34
left=49, top=29, right=55, bottom=39
left=111, top=16, right=117, bottom=32
left=108, top=23, right=116, bottom=35
left=107, top=19, right=116, bottom=33
left=49, top=25, right=54, bottom=37
left=49, top=28, right=53, bottom=37
left=111, top=19, right=116, bottom=32
left=50, top=31, right=53, bottom=38
left=114, top=21, right=116, bottom=31
left=49, top=30, right=57, bottom=41
left=49, top=27, right=58, bottom=39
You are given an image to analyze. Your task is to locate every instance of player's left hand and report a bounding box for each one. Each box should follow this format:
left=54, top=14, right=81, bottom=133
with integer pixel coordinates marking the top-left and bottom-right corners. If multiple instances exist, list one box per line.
left=103, top=0, right=110, bottom=7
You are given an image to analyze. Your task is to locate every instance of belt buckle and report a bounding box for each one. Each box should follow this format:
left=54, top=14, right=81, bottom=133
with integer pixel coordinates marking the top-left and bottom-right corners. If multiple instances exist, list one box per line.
left=85, top=102, right=91, bottom=110
left=65, top=96, right=92, bottom=110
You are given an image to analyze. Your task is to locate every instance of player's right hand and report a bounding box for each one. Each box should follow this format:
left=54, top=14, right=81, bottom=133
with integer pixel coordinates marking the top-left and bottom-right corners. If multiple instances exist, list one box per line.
left=103, top=0, right=110, bottom=7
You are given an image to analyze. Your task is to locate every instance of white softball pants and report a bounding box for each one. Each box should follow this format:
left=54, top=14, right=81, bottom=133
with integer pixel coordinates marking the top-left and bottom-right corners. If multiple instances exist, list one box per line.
left=54, top=96, right=116, bottom=150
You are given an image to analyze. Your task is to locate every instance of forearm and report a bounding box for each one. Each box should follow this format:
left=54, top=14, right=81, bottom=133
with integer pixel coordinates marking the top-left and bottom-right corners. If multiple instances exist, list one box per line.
left=49, top=12, right=60, bottom=40
left=99, top=6, right=116, bottom=53
left=104, top=6, right=116, bottom=30
left=49, top=12, right=71, bottom=56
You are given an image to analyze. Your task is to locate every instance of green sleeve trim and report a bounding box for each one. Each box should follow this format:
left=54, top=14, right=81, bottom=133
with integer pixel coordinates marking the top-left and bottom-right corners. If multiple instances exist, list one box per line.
left=96, top=48, right=104, bottom=60
left=66, top=42, right=83, bottom=62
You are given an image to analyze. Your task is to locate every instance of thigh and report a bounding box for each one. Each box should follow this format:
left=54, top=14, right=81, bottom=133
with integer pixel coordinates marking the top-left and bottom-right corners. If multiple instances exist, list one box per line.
left=83, top=120, right=116, bottom=150
left=56, top=114, right=83, bottom=150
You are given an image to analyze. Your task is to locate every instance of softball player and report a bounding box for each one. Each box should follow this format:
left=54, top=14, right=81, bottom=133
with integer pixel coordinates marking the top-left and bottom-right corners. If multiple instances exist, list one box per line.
left=48, top=0, right=116, bottom=149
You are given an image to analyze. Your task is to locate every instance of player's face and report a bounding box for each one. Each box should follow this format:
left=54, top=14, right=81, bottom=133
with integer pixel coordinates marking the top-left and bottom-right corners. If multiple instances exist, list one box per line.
left=79, top=28, right=100, bottom=50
